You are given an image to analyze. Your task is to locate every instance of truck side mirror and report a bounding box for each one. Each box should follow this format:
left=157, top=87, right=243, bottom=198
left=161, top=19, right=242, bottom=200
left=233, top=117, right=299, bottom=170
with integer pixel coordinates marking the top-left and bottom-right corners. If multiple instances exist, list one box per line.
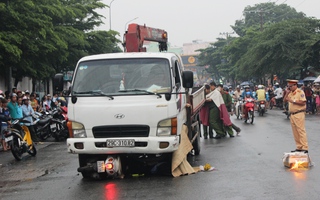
left=182, top=71, right=193, bottom=88
left=53, top=73, right=64, bottom=92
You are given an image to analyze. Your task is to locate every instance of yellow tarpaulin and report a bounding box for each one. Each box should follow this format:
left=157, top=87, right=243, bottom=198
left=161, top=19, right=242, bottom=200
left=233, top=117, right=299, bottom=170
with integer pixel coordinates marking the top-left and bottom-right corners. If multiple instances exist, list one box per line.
left=171, top=124, right=200, bottom=177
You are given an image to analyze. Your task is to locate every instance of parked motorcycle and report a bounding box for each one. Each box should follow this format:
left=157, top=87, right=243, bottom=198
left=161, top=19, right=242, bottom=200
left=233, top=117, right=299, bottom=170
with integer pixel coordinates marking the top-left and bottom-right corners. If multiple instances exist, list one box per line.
left=33, top=111, right=52, bottom=141
left=243, top=97, right=255, bottom=124
left=257, top=100, right=266, bottom=116
left=4, top=118, right=37, bottom=161
left=50, top=107, right=69, bottom=141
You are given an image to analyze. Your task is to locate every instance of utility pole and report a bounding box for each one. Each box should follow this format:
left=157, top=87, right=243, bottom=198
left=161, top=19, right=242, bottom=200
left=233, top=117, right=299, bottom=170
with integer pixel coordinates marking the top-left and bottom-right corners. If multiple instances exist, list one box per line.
left=219, top=32, right=234, bottom=45
left=6, top=0, right=13, bottom=92
left=109, top=0, right=115, bottom=30
left=243, top=9, right=269, bottom=32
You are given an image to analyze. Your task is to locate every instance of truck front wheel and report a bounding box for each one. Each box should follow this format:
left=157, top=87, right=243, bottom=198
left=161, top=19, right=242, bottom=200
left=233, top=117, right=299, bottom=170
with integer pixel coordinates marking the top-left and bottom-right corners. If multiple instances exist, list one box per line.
left=78, top=154, right=92, bottom=179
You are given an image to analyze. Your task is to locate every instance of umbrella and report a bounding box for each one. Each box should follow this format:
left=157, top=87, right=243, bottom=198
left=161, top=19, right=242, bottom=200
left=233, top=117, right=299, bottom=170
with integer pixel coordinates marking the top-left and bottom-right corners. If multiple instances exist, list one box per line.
left=240, top=81, right=253, bottom=86
left=313, top=76, right=320, bottom=83
left=303, top=76, right=316, bottom=82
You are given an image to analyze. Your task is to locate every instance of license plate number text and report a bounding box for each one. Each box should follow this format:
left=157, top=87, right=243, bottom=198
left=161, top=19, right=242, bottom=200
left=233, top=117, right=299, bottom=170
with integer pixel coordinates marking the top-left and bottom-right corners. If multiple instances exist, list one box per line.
left=106, top=139, right=135, bottom=147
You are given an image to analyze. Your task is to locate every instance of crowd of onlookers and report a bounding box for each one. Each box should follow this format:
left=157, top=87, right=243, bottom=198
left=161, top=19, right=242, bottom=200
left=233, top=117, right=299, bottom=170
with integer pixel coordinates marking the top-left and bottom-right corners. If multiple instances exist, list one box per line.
left=0, top=87, right=67, bottom=151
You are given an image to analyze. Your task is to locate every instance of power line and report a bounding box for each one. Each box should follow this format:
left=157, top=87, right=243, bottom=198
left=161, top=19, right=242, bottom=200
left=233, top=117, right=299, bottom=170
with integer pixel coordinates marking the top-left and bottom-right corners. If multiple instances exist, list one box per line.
left=296, top=0, right=307, bottom=7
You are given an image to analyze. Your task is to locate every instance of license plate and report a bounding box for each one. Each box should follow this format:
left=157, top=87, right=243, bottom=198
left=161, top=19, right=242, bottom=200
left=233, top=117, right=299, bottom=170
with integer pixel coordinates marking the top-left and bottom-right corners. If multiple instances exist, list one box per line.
left=260, top=104, right=265, bottom=108
left=97, top=161, right=105, bottom=173
left=5, top=136, right=13, bottom=142
left=106, top=139, right=135, bottom=147
left=50, top=124, right=56, bottom=129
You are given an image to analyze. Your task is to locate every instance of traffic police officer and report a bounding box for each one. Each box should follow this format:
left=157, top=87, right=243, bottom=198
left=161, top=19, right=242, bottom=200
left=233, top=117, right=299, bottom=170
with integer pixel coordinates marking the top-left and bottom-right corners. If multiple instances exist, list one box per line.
left=284, top=79, right=309, bottom=153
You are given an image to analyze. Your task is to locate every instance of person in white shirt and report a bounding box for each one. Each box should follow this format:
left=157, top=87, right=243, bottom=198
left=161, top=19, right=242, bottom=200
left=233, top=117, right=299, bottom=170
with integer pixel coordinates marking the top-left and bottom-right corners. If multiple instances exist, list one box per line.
left=274, top=83, right=283, bottom=108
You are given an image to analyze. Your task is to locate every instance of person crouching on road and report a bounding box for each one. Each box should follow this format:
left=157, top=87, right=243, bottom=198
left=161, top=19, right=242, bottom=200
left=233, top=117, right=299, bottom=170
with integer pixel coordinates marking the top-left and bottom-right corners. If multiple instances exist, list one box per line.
left=206, top=82, right=234, bottom=139
left=218, top=84, right=241, bottom=136
left=284, top=80, right=309, bottom=153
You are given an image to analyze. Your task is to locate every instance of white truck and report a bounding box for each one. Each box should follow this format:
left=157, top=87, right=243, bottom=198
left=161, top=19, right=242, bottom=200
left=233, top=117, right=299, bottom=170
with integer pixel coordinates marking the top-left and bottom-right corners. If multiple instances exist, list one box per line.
left=54, top=52, right=205, bottom=179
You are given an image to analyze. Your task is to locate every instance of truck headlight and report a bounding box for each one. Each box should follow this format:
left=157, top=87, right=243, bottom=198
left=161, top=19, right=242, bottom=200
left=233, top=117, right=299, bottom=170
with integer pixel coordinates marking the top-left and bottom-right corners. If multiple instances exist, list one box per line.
left=67, top=121, right=87, bottom=138
left=157, top=118, right=177, bottom=136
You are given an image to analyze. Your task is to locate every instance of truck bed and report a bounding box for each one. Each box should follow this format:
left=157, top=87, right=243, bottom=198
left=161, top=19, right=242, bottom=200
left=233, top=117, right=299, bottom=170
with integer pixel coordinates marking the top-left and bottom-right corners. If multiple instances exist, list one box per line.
left=190, top=86, right=205, bottom=117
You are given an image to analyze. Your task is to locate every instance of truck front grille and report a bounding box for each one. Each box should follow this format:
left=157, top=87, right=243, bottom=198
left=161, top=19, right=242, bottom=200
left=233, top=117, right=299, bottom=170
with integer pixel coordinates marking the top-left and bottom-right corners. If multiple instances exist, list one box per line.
left=92, top=125, right=150, bottom=138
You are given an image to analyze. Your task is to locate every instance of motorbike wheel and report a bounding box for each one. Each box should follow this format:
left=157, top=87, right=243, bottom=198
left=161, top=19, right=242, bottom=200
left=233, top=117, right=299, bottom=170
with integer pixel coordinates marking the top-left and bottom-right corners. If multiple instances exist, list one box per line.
left=248, top=111, right=254, bottom=124
left=39, top=126, right=51, bottom=141
left=53, top=128, right=60, bottom=142
left=236, top=106, right=241, bottom=119
left=27, top=144, right=37, bottom=156
left=11, top=138, right=23, bottom=161
left=54, top=136, right=60, bottom=142
left=53, top=123, right=67, bottom=142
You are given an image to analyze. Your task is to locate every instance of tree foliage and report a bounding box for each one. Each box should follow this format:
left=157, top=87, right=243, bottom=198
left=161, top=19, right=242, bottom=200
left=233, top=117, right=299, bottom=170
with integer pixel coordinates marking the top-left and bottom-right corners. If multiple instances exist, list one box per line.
left=233, top=18, right=320, bottom=81
left=232, top=2, right=305, bottom=37
left=0, top=0, right=122, bottom=82
left=199, top=3, right=320, bottom=84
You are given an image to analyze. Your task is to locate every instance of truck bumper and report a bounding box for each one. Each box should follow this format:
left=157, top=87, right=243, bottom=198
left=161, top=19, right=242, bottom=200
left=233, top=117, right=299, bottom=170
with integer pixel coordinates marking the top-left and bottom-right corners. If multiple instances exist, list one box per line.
left=67, top=136, right=180, bottom=154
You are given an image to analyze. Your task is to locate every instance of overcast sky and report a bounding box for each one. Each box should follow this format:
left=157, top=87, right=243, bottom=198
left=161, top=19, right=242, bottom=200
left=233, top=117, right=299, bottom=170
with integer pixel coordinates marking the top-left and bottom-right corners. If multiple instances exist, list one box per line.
left=98, top=0, right=320, bottom=47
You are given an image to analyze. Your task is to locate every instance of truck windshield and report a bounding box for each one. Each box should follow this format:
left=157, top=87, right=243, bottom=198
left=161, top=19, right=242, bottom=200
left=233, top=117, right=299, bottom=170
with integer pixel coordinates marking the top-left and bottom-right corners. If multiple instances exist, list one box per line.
left=72, top=58, right=172, bottom=96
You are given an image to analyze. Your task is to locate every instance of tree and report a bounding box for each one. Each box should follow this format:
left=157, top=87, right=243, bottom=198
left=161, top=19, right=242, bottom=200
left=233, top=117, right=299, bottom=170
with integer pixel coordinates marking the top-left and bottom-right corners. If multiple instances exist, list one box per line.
left=235, top=18, right=320, bottom=81
left=198, top=3, right=318, bottom=84
left=0, top=0, right=121, bottom=90
left=232, top=2, right=305, bottom=36
left=198, top=37, right=234, bottom=82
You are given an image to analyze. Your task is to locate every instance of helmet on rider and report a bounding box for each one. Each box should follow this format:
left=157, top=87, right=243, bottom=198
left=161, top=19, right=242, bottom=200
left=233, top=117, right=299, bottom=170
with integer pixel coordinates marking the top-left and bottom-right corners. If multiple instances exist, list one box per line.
left=244, top=85, right=250, bottom=89
left=246, top=91, right=251, bottom=96
left=223, top=86, right=229, bottom=91
left=258, top=85, right=263, bottom=89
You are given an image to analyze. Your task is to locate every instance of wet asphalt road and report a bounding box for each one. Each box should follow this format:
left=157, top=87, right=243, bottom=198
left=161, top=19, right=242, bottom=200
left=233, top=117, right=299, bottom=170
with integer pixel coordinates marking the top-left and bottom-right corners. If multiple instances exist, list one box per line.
left=0, top=109, right=320, bottom=200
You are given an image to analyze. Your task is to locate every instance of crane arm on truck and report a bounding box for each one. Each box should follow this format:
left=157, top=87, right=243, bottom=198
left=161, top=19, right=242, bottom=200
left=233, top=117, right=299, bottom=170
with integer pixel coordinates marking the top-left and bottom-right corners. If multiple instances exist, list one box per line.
left=123, top=23, right=168, bottom=52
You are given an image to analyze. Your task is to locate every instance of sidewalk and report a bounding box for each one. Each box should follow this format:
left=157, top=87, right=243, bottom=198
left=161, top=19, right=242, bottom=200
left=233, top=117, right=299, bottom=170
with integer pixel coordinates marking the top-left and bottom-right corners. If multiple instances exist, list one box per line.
left=0, top=142, right=54, bottom=167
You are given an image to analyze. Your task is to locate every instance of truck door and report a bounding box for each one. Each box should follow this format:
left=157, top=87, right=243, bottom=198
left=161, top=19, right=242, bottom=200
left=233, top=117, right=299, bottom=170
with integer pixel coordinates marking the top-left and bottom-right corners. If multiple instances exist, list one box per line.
left=172, top=59, right=187, bottom=132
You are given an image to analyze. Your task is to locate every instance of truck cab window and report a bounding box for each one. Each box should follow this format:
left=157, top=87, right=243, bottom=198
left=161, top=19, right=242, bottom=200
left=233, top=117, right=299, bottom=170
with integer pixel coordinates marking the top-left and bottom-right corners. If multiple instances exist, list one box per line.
left=73, top=58, right=172, bottom=95
left=174, top=62, right=181, bottom=91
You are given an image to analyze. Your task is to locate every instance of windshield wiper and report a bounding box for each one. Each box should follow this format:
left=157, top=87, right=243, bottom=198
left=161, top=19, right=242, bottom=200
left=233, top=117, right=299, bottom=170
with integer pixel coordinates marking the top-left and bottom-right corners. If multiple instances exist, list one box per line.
left=73, top=90, right=114, bottom=100
left=119, top=89, right=162, bottom=98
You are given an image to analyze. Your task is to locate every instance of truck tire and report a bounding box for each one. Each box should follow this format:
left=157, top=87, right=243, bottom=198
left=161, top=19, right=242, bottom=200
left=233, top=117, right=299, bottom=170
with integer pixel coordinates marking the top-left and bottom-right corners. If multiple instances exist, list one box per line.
left=193, top=131, right=201, bottom=155
left=192, top=119, right=201, bottom=155
left=78, top=154, right=91, bottom=179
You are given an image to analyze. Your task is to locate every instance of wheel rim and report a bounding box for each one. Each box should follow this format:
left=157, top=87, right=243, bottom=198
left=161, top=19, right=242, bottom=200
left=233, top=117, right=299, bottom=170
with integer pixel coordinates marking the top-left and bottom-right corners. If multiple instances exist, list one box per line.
left=250, top=111, right=254, bottom=123
left=11, top=139, right=23, bottom=160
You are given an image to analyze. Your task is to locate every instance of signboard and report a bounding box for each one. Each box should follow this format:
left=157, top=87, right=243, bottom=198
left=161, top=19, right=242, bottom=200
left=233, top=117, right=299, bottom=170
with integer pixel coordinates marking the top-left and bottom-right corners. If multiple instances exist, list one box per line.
left=180, top=55, right=199, bottom=67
